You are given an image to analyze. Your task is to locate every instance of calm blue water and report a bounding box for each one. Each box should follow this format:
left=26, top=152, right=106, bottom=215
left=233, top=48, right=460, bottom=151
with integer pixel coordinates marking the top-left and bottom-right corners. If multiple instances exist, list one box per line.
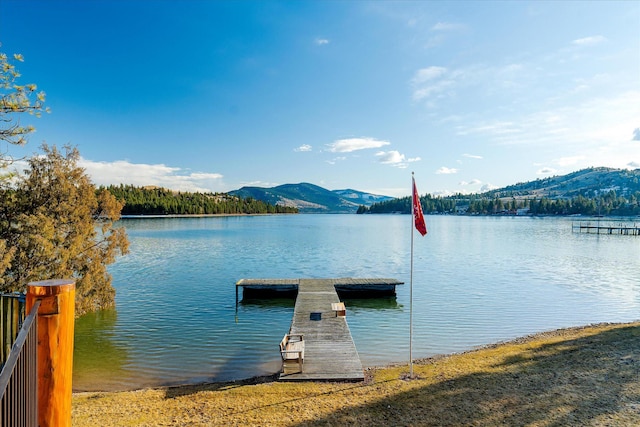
left=73, top=215, right=640, bottom=391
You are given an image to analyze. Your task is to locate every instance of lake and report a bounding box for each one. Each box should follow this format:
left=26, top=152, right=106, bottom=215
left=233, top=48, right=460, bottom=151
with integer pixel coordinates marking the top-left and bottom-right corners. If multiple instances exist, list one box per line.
left=73, top=215, right=640, bottom=391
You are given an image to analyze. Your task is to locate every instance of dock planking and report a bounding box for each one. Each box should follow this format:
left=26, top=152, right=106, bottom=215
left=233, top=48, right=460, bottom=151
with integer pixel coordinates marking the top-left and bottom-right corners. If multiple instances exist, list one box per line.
left=572, top=220, right=640, bottom=236
left=236, top=278, right=403, bottom=381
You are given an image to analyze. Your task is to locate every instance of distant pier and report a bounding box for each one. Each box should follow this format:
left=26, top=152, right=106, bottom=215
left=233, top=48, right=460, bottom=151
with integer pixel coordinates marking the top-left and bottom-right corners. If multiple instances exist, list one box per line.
left=572, top=220, right=640, bottom=236
left=236, top=278, right=403, bottom=381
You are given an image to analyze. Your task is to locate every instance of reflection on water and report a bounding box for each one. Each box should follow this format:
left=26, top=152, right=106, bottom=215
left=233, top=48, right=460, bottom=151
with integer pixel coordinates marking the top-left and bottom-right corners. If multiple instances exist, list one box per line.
left=342, top=296, right=402, bottom=311
left=239, top=296, right=400, bottom=311
left=239, top=297, right=296, bottom=308
left=73, top=309, right=129, bottom=391
left=73, top=215, right=640, bottom=391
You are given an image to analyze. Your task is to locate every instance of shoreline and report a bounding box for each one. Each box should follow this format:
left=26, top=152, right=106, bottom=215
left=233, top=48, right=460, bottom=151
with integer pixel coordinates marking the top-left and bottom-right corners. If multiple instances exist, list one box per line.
left=119, top=212, right=296, bottom=219
left=72, top=320, right=640, bottom=426
left=73, top=320, right=638, bottom=395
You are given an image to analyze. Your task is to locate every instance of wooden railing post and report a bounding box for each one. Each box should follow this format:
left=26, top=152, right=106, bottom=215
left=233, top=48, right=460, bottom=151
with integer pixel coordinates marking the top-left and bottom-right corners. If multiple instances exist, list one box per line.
left=26, top=279, right=75, bottom=427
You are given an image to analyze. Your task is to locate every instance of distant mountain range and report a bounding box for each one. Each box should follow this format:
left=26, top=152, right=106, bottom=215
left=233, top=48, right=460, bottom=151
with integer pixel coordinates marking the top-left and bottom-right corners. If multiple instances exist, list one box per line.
left=229, top=167, right=640, bottom=214
left=229, top=183, right=393, bottom=213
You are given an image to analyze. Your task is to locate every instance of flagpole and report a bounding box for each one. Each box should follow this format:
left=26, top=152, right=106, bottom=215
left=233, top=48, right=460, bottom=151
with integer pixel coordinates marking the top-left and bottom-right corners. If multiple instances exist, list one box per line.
left=409, top=173, right=427, bottom=378
left=410, top=172, right=415, bottom=378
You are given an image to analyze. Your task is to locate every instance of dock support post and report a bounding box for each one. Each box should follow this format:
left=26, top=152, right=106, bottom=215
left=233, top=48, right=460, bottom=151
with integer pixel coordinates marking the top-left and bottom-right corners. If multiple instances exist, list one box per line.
left=26, top=279, right=76, bottom=427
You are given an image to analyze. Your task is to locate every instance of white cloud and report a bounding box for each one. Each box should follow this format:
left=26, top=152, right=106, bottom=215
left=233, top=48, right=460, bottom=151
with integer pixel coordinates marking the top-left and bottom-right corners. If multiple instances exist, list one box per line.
left=436, top=166, right=458, bottom=174
left=480, top=183, right=498, bottom=192
left=463, top=153, right=483, bottom=159
left=239, top=180, right=279, bottom=188
left=628, top=161, right=640, bottom=168
left=409, top=61, right=532, bottom=106
left=424, top=21, right=466, bottom=48
left=459, top=179, right=482, bottom=186
left=377, top=150, right=404, bottom=164
left=459, top=91, right=640, bottom=154
left=633, top=128, right=640, bottom=141
left=410, top=65, right=475, bottom=102
left=501, top=63, right=524, bottom=73
left=295, top=144, right=312, bottom=152
left=466, top=121, right=521, bottom=136
left=536, top=167, right=557, bottom=175
left=315, top=38, right=330, bottom=45
left=431, top=22, right=465, bottom=31
left=188, top=172, right=225, bottom=180
left=376, top=150, right=407, bottom=168
left=326, top=156, right=347, bottom=165
left=432, top=189, right=457, bottom=197
left=411, top=66, right=447, bottom=85
left=375, top=150, right=420, bottom=168
left=326, top=137, right=390, bottom=153
left=572, top=35, right=606, bottom=46
left=79, top=159, right=225, bottom=193
left=554, top=156, right=585, bottom=167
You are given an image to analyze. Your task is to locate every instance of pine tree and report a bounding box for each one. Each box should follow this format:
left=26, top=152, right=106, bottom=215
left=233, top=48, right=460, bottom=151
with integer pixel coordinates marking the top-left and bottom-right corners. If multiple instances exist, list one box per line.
left=0, top=145, right=129, bottom=315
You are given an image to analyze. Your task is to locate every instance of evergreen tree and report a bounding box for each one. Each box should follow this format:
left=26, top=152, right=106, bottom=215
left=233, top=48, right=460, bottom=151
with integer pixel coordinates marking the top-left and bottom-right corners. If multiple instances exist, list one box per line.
left=1, top=49, right=48, bottom=172
left=0, top=145, right=129, bottom=315
left=103, top=184, right=297, bottom=215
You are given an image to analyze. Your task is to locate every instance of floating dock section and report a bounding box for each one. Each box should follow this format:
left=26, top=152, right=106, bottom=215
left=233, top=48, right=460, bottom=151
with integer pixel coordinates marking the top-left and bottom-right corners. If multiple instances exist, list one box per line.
left=236, top=278, right=403, bottom=381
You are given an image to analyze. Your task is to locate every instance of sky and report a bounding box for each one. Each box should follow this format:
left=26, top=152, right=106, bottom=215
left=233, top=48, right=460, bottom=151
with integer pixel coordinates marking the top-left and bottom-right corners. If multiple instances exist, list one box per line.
left=1, top=1, right=638, bottom=198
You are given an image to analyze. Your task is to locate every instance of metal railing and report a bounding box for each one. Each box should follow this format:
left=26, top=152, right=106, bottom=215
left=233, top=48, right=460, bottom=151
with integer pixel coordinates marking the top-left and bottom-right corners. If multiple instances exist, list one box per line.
left=1, top=294, right=26, bottom=368
left=0, top=299, right=40, bottom=427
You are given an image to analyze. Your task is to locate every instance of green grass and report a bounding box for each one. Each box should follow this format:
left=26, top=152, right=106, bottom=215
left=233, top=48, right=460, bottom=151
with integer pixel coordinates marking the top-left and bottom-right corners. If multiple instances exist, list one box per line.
left=72, top=322, right=640, bottom=426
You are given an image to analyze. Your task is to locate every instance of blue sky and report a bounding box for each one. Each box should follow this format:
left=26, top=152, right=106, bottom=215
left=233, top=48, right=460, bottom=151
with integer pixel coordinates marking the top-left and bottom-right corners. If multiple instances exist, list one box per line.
left=1, top=1, right=638, bottom=197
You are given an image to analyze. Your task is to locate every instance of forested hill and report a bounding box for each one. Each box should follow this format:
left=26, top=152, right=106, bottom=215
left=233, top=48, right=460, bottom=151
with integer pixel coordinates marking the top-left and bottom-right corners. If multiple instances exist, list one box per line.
left=103, top=185, right=298, bottom=215
left=229, top=182, right=392, bottom=213
left=360, top=167, right=640, bottom=216
left=481, top=167, right=640, bottom=199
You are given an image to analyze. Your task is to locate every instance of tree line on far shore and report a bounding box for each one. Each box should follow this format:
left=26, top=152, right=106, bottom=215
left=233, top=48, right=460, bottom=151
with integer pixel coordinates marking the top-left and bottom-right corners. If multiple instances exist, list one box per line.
left=104, top=184, right=299, bottom=216
left=358, top=191, right=640, bottom=216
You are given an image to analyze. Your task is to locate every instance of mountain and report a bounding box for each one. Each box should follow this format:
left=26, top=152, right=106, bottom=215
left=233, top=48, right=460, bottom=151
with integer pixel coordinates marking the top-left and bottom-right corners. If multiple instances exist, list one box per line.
left=229, top=183, right=393, bottom=213
left=332, top=189, right=394, bottom=206
left=362, top=167, right=640, bottom=216
left=229, top=168, right=640, bottom=215
left=480, top=167, right=640, bottom=199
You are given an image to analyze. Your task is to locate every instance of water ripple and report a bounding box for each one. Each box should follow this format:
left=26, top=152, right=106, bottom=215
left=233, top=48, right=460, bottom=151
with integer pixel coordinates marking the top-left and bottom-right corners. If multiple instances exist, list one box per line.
left=73, top=215, right=640, bottom=391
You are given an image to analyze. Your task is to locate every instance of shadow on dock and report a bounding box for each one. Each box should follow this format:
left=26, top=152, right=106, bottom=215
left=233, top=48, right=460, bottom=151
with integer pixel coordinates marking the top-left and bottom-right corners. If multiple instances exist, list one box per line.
left=236, top=278, right=404, bottom=382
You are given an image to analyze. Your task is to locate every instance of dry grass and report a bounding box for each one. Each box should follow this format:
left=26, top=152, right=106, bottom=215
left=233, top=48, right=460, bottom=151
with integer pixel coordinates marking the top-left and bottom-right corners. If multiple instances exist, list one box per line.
left=72, top=322, right=640, bottom=426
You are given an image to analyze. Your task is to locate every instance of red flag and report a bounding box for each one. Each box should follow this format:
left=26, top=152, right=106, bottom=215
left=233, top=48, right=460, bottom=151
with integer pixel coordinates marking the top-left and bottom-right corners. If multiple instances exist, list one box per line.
left=412, top=177, right=427, bottom=236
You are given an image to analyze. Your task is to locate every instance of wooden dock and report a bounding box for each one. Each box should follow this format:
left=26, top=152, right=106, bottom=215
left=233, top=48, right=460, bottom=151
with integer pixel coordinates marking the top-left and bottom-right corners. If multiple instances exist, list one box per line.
left=572, top=220, right=640, bottom=235
left=236, top=278, right=403, bottom=381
